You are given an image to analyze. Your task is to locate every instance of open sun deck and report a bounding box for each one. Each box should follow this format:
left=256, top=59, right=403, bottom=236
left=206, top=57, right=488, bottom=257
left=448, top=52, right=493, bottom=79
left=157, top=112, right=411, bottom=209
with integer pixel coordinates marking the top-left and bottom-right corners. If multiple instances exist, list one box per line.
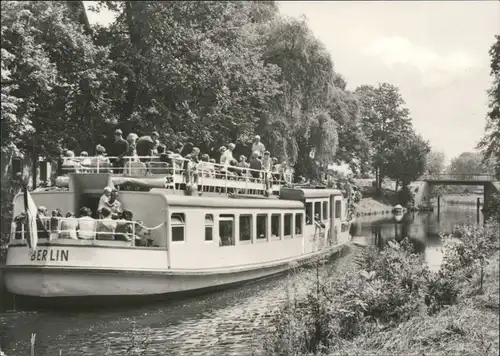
left=53, top=155, right=294, bottom=197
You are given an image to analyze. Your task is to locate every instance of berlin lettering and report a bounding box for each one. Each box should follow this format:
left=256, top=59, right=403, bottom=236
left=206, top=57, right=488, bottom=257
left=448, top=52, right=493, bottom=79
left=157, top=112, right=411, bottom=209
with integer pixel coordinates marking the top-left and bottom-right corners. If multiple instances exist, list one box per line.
left=31, top=249, right=69, bottom=262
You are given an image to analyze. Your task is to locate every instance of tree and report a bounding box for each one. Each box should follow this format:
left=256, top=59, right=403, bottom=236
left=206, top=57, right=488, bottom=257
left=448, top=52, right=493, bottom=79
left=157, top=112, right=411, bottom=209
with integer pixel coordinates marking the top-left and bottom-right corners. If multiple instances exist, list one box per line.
left=383, top=133, right=430, bottom=190
left=259, top=17, right=350, bottom=180
left=425, top=150, right=446, bottom=176
left=91, top=1, right=282, bottom=155
left=478, top=35, right=500, bottom=179
left=355, top=83, right=414, bottom=189
left=329, top=85, right=372, bottom=176
left=447, top=152, right=492, bottom=177
left=1, top=1, right=116, bottom=178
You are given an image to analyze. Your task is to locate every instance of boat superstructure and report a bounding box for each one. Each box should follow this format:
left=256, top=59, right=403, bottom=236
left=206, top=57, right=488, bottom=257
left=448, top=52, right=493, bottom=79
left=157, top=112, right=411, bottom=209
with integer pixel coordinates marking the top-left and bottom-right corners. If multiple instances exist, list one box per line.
left=3, top=155, right=352, bottom=303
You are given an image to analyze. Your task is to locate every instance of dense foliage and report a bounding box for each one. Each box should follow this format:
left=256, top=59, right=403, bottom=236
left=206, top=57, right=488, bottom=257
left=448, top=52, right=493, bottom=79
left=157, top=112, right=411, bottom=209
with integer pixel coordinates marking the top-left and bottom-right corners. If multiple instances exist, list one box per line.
left=425, top=150, right=446, bottom=176
left=354, top=83, right=430, bottom=190
left=262, top=219, right=500, bottom=356
left=447, top=152, right=494, bottom=177
left=0, top=0, right=431, bottom=185
left=478, top=35, right=500, bottom=179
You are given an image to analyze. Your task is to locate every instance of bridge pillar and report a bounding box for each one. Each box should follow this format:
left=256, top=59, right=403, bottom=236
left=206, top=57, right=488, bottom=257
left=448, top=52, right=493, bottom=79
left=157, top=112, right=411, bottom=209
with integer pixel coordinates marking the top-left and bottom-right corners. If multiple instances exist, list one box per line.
left=477, top=197, right=480, bottom=224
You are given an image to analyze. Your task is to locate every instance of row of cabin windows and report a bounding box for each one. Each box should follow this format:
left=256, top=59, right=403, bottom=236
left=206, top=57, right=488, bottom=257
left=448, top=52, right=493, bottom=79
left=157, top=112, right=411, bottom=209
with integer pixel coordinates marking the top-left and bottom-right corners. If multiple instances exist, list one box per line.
left=305, top=200, right=342, bottom=225
left=170, top=213, right=304, bottom=243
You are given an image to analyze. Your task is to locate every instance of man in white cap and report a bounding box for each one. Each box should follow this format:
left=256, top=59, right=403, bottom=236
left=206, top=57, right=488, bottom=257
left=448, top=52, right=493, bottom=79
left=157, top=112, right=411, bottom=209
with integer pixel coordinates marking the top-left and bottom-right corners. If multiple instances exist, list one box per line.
left=251, top=135, right=265, bottom=160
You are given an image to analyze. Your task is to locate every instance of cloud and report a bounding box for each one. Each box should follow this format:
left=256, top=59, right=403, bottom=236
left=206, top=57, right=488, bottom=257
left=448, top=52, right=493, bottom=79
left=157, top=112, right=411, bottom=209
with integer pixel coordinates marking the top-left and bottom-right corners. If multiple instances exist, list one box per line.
left=363, top=36, right=479, bottom=87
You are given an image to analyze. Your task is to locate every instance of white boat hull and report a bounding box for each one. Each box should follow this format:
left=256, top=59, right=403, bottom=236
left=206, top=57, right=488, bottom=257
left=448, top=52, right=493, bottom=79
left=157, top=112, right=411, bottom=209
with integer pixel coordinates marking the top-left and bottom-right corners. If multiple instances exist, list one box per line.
left=3, top=243, right=347, bottom=300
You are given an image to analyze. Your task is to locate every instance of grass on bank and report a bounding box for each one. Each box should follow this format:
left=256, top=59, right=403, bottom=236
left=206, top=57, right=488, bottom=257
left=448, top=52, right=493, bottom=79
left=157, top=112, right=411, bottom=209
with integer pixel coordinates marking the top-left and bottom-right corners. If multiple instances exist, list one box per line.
left=329, top=252, right=499, bottom=356
left=260, top=219, right=500, bottom=356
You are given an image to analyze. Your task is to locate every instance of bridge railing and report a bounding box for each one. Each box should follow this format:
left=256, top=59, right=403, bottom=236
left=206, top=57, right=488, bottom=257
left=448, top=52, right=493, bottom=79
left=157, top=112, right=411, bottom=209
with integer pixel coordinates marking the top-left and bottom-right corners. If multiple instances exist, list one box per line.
left=422, top=174, right=495, bottom=182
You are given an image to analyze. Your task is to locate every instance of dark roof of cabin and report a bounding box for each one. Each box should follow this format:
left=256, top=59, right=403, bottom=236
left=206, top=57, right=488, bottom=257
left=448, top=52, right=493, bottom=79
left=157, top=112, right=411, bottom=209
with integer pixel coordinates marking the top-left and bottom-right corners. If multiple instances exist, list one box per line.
left=150, top=189, right=304, bottom=209
left=279, top=187, right=342, bottom=200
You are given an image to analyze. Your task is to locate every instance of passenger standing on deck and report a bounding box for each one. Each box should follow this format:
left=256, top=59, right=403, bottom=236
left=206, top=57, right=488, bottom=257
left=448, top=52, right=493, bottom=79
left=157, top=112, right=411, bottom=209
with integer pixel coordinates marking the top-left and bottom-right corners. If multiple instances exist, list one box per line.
left=151, top=132, right=160, bottom=155
left=77, top=207, right=96, bottom=240
left=37, top=206, right=50, bottom=237
left=222, top=143, right=235, bottom=168
left=219, top=146, right=228, bottom=166
left=108, top=189, right=123, bottom=218
left=49, top=209, right=60, bottom=240
left=60, top=212, right=78, bottom=239
left=61, top=150, right=81, bottom=174
left=109, top=129, right=129, bottom=174
left=171, top=143, right=185, bottom=172
left=95, top=207, right=116, bottom=240
left=237, top=155, right=249, bottom=176
left=262, top=151, right=273, bottom=190
left=98, top=186, right=113, bottom=213
left=79, top=151, right=92, bottom=172
left=250, top=135, right=265, bottom=160
left=126, top=133, right=139, bottom=161
left=249, top=151, right=262, bottom=180
left=91, top=145, right=111, bottom=173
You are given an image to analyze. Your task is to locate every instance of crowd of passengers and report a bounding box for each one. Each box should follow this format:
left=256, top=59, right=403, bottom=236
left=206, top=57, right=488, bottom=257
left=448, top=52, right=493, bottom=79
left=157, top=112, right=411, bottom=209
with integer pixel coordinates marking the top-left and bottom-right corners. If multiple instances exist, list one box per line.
left=59, top=130, right=294, bottom=183
left=13, top=187, right=152, bottom=247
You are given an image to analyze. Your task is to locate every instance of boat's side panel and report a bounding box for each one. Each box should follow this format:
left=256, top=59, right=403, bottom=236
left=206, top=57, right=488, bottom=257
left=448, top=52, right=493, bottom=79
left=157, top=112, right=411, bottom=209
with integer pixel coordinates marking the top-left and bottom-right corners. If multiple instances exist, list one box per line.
left=6, top=245, right=168, bottom=270
left=167, top=208, right=306, bottom=269
left=4, top=244, right=346, bottom=297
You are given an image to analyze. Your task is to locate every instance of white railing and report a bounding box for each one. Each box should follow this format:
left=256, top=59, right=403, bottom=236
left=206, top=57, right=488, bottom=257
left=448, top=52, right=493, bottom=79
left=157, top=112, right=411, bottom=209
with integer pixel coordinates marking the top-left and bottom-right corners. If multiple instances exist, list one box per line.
left=10, top=218, right=163, bottom=247
left=59, top=155, right=294, bottom=193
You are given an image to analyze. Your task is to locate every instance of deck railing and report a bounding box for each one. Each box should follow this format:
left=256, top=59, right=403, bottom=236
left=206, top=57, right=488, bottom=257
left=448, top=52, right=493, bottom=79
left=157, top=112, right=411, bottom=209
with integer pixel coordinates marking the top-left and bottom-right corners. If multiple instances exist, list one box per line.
left=422, top=174, right=495, bottom=182
left=10, top=217, right=161, bottom=247
left=58, top=155, right=294, bottom=193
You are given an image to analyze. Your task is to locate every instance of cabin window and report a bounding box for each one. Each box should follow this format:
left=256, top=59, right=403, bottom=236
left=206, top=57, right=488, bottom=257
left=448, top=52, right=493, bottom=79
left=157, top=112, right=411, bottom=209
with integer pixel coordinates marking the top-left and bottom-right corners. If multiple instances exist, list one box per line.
left=171, top=213, right=185, bottom=242
left=271, top=214, right=281, bottom=239
left=284, top=213, right=292, bottom=238
left=205, top=214, right=213, bottom=241
left=239, top=215, right=252, bottom=241
left=295, top=213, right=303, bottom=235
left=335, top=200, right=342, bottom=219
left=322, top=201, right=328, bottom=221
left=305, top=203, right=313, bottom=225
left=314, top=201, right=321, bottom=220
left=219, top=214, right=235, bottom=246
left=256, top=214, right=267, bottom=239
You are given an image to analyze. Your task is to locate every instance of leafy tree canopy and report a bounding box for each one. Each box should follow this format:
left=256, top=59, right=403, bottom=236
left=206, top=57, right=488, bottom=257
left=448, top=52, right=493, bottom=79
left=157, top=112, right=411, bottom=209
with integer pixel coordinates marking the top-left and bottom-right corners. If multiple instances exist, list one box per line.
left=478, top=35, right=500, bottom=179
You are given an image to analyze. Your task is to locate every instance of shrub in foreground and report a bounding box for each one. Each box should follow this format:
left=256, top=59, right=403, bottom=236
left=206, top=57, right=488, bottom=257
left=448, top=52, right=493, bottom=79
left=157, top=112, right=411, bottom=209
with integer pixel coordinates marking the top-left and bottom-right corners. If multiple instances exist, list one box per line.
left=262, top=220, right=499, bottom=356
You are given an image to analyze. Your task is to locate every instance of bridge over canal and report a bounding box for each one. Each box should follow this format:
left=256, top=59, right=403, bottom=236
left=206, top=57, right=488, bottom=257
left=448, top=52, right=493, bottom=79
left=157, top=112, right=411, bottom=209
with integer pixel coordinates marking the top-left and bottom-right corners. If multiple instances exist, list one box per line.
left=415, top=174, right=499, bottom=214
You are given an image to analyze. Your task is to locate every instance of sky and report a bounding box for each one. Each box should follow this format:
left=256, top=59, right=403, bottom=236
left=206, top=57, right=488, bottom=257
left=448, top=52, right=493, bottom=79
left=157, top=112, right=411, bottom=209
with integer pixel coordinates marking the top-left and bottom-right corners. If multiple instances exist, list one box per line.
left=83, top=1, right=500, bottom=162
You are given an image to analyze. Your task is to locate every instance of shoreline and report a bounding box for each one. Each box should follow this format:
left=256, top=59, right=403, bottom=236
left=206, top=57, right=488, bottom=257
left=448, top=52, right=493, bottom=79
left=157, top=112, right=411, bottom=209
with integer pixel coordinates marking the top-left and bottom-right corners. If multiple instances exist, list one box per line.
left=355, top=197, right=394, bottom=216
left=355, top=193, right=485, bottom=217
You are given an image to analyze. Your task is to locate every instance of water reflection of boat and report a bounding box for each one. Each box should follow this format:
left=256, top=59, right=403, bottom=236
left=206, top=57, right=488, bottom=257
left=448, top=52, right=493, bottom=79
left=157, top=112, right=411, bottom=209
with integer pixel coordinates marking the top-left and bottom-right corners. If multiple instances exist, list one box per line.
left=3, top=157, right=353, bottom=306
left=393, top=213, right=404, bottom=222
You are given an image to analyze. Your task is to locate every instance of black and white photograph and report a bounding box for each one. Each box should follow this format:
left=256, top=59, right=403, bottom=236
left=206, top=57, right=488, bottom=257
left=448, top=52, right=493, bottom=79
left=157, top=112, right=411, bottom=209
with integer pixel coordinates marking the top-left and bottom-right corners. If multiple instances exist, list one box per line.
left=0, top=1, right=499, bottom=355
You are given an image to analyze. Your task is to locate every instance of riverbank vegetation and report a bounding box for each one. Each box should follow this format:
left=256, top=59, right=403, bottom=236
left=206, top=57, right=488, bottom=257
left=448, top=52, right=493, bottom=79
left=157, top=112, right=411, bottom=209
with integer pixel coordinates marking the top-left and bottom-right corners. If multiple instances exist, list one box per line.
left=260, top=218, right=500, bottom=356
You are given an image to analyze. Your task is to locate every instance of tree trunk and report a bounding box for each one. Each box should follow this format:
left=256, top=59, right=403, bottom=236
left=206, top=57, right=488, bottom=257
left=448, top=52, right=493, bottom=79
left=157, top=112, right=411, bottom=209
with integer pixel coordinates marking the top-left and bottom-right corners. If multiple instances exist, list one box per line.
left=121, top=1, right=143, bottom=130
left=31, top=144, right=38, bottom=190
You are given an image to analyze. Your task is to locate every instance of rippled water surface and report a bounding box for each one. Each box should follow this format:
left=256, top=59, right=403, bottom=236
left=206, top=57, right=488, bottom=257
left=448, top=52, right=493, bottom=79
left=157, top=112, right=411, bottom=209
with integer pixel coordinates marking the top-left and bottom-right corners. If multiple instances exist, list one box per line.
left=0, top=204, right=484, bottom=355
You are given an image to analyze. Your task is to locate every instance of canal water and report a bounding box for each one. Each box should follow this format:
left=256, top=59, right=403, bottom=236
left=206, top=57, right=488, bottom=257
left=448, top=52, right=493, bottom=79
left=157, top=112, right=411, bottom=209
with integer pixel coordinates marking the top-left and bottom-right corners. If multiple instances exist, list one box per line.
left=0, top=204, right=483, bottom=356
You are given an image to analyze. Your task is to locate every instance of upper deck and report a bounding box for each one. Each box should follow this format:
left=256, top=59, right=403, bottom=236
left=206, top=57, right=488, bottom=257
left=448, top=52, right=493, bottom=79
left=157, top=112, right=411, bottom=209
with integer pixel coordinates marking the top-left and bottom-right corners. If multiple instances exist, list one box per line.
left=54, top=155, right=294, bottom=197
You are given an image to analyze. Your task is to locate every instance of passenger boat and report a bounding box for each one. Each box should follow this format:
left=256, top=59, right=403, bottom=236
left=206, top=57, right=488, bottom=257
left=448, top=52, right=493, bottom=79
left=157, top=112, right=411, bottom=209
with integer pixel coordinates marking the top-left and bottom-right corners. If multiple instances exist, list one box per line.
left=3, top=156, right=352, bottom=306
